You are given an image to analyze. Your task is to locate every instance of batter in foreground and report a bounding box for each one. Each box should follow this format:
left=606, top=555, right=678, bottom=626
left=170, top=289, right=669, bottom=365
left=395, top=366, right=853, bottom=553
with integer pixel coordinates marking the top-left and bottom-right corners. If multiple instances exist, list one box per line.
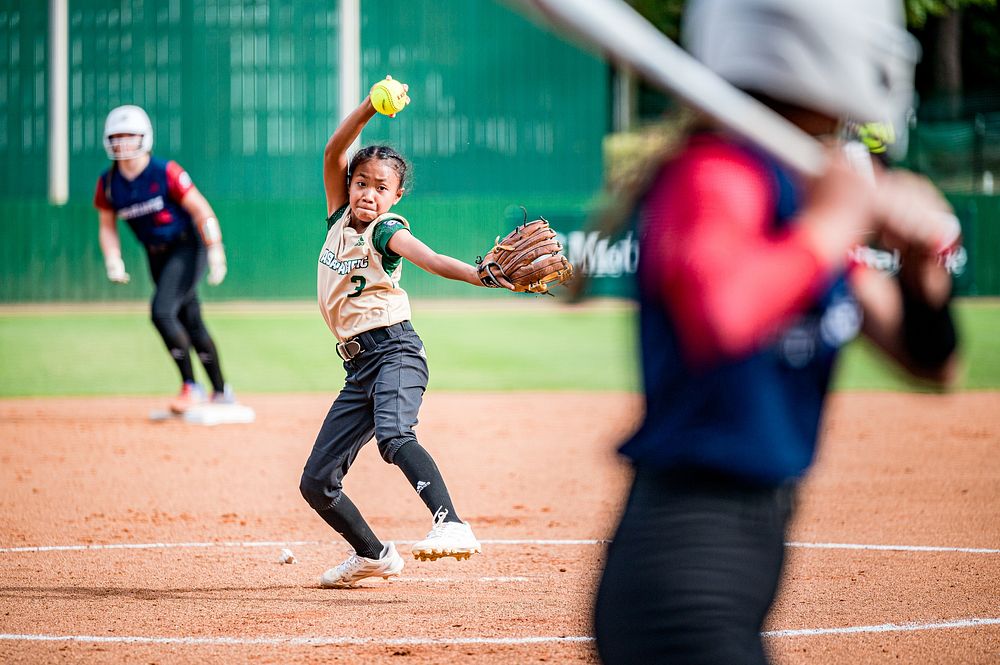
left=593, top=0, right=960, bottom=662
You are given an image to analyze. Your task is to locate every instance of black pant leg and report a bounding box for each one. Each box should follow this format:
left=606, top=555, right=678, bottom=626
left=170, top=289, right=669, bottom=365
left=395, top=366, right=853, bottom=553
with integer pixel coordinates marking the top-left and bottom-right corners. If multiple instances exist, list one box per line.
left=368, top=331, right=461, bottom=522
left=148, top=242, right=203, bottom=384
left=299, top=376, right=384, bottom=559
left=594, top=467, right=795, bottom=665
left=177, top=295, right=225, bottom=393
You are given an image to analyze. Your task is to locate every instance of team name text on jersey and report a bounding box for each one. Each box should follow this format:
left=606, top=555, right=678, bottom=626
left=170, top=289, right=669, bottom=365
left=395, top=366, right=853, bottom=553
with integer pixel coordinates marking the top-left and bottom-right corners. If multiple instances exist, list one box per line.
left=118, top=196, right=166, bottom=220
left=319, top=249, right=369, bottom=275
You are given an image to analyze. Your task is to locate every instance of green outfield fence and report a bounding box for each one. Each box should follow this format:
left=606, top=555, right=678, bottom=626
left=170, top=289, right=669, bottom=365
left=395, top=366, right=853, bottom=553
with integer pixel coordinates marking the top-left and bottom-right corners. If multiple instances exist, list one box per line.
left=1, top=0, right=609, bottom=200
left=2, top=193, right=998, bottom=301
left=2, top=1, right=999, bottom=301
left=0, top=194, right=596, bottom=300
left=907, top=92, right=1000, bottom=195
left=1, top=0, right=613, bottom=301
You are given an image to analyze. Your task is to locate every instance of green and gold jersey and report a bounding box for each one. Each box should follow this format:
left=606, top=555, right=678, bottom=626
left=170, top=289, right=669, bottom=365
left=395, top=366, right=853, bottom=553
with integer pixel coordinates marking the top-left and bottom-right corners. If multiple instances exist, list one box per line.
left=317, top=204, right=412, bottom=341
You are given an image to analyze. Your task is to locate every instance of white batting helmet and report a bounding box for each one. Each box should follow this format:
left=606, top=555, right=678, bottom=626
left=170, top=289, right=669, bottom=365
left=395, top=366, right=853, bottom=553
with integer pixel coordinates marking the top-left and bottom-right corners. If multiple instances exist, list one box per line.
left=682, top=0, right=920, bottom=129
left=103, top=105, right=154, bottom=160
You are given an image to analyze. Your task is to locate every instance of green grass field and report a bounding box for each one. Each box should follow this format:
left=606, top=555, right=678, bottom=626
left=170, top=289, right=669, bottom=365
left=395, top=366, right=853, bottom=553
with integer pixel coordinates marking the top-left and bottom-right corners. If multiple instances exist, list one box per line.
left=1, top=300, right=997, bottom=398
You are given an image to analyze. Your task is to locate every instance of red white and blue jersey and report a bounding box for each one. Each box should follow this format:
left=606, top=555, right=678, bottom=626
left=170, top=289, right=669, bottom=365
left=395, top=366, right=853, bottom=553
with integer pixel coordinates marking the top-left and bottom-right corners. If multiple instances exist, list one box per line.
left=94, top=157, right=196, bottom=247
left=620, top=133, right=862, bottom=486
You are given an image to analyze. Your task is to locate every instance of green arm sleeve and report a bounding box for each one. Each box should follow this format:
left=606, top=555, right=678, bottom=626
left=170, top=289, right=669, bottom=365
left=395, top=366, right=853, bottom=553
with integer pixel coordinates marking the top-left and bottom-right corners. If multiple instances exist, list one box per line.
left=372, top=218, right=409, bottom=258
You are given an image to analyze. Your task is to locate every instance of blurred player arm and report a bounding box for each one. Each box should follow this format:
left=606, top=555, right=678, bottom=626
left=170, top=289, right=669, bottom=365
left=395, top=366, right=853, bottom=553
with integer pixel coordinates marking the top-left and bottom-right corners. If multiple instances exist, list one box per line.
left=94, top=175, right=129, bottom=283
left=323, top=99, right=378, bottom=217
left=849, top=171, right=959, bottom=386
left=644, top=144, right=870, bottom=365
left=97, top=209, right=130, bottom=284
left=177, top=186, right=222, bottom=245
left=178, top=184, right=227, bottom=286
left=387, top=229, right=486, bottom=287
left=167, top=162, right=223, bottom=247
left=851, top=267, right=958, bottom=386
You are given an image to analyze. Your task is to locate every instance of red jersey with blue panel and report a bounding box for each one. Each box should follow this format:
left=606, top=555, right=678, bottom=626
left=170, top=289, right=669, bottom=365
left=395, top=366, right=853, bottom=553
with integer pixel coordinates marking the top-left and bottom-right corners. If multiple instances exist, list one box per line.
left=620, top=133, right=862, bottom=486
left=93, top=158, right=196, bottom=247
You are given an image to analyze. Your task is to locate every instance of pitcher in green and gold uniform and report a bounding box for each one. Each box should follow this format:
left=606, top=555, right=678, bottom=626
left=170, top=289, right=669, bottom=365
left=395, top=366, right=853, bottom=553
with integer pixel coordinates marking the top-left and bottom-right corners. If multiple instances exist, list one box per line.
left=300, top=76, right=509, bottom=588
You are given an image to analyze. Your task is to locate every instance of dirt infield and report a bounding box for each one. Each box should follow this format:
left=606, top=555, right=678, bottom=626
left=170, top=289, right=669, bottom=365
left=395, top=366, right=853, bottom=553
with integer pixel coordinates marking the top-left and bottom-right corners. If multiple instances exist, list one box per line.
left=1, top=391, right=998, bottom=664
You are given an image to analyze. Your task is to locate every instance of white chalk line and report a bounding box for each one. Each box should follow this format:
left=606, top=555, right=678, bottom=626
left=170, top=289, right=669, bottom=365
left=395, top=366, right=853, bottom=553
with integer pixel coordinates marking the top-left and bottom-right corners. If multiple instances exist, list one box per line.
left=0, top=634, right=590, bottom=646
left=762, top=617, right=1000, bottom=638
left=2, top=617, right=999, bottom=647
left=784, top=541, right=1000, bottom=554
left=395, top=576, right=530, bottom=583
left=0, top=540, right=321, bottom=553
left=1, top=538, right=997, bottom=554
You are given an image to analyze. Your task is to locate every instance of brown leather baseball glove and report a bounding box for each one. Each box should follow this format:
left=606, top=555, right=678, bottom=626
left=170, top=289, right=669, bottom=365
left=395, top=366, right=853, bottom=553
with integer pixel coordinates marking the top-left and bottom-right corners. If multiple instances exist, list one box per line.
left=476, top=212, right=574, bottom=295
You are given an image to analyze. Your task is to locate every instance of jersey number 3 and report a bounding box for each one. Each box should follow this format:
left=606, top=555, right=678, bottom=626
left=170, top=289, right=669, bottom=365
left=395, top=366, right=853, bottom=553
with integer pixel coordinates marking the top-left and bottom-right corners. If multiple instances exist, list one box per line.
left=347, top=275, right=366, bottom=298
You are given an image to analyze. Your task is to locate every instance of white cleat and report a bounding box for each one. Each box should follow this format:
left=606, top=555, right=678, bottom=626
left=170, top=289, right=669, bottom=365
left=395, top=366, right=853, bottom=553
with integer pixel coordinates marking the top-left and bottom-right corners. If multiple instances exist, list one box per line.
left=411, top=510, right=482, bottom=562
left=319, top=542, right=404, bottom=588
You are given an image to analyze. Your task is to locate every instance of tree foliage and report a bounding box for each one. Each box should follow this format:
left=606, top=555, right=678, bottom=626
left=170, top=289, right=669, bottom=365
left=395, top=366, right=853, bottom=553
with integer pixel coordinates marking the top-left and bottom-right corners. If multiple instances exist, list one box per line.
left=626, top=0, right=685, bottom=40
left=905, top=0, right=995, bottom=28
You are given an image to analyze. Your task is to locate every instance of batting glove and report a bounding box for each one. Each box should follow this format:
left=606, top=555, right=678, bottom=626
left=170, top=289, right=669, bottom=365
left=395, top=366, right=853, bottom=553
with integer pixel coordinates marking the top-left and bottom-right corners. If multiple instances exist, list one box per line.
left=105, top=255, right=131, bottom=284
left=207, top=244, right=227, bottom=286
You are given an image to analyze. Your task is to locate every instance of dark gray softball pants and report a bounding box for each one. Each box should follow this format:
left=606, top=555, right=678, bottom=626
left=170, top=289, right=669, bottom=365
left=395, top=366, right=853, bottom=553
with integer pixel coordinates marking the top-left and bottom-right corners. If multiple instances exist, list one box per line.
left=299, top=322, right=428, bottom=512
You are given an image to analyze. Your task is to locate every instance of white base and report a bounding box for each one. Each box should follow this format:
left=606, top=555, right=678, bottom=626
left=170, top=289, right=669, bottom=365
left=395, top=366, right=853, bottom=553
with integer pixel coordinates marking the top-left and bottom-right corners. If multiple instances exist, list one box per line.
left=183, top=403, right=256, bottom=426
left=148, top=404, right=256, bottom=425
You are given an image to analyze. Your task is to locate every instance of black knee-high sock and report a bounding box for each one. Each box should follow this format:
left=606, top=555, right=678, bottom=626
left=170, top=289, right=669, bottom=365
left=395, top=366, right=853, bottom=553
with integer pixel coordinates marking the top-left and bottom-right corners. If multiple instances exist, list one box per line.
left=392, top=441, right=461, bottom=523
left=315, top=492, right=384, bottom=559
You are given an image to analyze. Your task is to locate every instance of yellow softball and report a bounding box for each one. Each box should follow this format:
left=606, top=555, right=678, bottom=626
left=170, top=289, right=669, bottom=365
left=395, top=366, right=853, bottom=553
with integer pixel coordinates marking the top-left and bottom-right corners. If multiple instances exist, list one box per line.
left=369, top=77, right=409, bottom=116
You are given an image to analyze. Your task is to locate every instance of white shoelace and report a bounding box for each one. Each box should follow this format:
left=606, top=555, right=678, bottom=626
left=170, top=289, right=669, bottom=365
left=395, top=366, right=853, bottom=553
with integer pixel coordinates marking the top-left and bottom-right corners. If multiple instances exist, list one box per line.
left=426, top=508, right=452, bottom=538
left=336, top=553, right=368, bottom=576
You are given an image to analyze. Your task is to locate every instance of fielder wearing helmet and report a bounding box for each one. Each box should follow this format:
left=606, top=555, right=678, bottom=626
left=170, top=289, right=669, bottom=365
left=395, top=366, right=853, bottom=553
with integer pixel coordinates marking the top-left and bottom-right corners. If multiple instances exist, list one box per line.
left=103, top=104, right=154, bottom=160
left=594, top=3, right=958, bottom=663
left=94, top=105, right=239, bottom=416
